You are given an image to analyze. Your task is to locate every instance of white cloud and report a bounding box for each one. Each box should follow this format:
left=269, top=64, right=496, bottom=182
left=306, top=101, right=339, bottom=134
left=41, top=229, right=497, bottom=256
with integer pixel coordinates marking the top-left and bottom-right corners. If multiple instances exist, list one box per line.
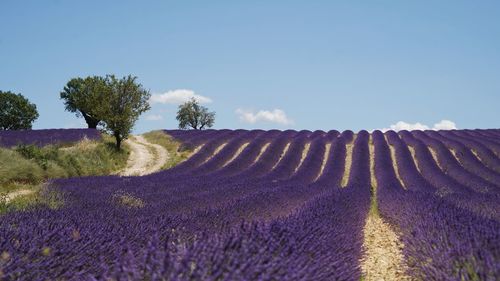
left=432, top=120, right=457, bottom=130
left=150, top=89, right=212, bottom=105
left=235, top=108, right=294, bottom=125
left=381, top=119, right=457, bottom=132
left=145, top=114, right=163, bottom=121
left=382, top=121, right=430, bottom=132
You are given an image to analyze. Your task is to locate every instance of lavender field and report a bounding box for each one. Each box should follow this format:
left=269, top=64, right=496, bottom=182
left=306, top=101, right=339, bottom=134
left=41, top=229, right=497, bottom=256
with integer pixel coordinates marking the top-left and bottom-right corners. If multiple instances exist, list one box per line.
left=1, top=129, right=499, bottom=280
left=0, top=129, right=101, bottom=148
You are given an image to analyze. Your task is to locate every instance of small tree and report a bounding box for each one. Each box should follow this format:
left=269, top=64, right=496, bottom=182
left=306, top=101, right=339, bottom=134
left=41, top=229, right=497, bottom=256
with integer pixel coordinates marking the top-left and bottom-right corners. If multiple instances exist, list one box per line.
left=60, top=76, right=107, bottom=128
left=176, top=98, right=215, bottom=130
left=97, top=75, right=151, bottom=149
left=0, top=91, right=39, bottom=130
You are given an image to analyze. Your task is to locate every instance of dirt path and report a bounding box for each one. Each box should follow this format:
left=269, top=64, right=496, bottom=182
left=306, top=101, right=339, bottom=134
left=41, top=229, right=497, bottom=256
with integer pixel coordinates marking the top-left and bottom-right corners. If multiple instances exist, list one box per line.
left=361, top=140, right=409, bottom=280
left=120, top=135, right=169, bottom=176
left=341, top=140, right=355, bottom=187
left=361, top=213, right=409, bottom=280
left=4, top=189, right=34, bottom=203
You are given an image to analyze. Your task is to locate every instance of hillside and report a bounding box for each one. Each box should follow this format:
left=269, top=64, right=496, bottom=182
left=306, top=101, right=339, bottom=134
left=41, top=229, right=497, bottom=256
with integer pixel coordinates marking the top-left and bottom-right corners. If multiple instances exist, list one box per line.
left=0, top=129, right=129, bottom=210
left=1, top=129, right=499, bottom=280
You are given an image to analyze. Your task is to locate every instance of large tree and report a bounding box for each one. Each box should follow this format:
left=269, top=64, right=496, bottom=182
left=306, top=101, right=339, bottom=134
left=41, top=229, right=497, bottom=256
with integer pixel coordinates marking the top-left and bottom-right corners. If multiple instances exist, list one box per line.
left=0, top=91, right=39, bottom=130
left=176, top=98, right=215, bottom=130
left=60, top=76, right=107, bottom=128
left=97, top=75, right=151, bottom=149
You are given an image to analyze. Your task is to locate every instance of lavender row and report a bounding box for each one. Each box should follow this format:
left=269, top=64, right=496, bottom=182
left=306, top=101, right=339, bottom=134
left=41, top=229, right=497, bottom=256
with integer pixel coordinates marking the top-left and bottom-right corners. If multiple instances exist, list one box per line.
left=165, top=129, right=228, bottom=148
left=479, top=129, right=500, bottom=139
left=423, top=131, right=500, bottom=188
left=262, top=133, right=312, bottom=181
left=399, top=131, right=500, bottom=220
left=315, top=136, right=347, bottom=186
left=234, top=130, right=298, bottom=178
left=163, top=130, right=249, bottom=175
left=443, top=131, right=500, bottom=173
left=0, top=128, right=101, bottom=147
left=206, top=130, right=282, bottom=177
left=175, top=130, right=261, bottom=176
left=451, top=130, right=500, bottom=157
left=287, top=136, right=328, bottom=184
left=153, top=132, right=326, bottom=206
left=412, top=131, right=500, bottom=194
left=461, top=129, right=500, bottom=146
left=385, top=131, right=435, bottom=193
left=373, top=130, right=500, bottom=280
left=137, top=131, right=314, bottom=201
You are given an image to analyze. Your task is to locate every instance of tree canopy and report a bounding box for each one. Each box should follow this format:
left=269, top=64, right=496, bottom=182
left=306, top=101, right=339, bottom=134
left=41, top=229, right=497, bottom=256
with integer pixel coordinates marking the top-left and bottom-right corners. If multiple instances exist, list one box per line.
left=60, top=75, right=150, bottom=149
left=0, top=91, right=39, bottom=130
left=176, top=98, right=215, bottom=130
left=96, top=75, right=151, bottom=149
left=60, top=76, right=107, bottom=129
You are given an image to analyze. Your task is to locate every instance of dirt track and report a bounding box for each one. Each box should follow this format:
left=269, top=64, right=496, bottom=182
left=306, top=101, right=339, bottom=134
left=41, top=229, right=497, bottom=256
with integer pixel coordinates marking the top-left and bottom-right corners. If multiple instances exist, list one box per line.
left=4, top=189, right=34, bottom=203
left=120, top=135, right=169, bottom=176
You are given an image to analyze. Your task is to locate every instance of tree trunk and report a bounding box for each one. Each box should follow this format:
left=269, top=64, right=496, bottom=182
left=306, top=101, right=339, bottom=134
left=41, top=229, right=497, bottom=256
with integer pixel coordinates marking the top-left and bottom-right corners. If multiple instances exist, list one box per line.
left=87, top=119, right=99, bottom=129
left=114, top=132, right=122, bottom=150
left=81, top=111, right=99, bottom=129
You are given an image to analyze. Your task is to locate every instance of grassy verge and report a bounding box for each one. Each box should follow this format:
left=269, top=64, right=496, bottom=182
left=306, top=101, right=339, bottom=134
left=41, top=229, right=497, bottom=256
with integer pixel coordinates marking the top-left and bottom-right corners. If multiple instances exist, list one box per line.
left=0, top=134, right=129, bottom=213
left=0, top=184, right=64, bottom=214
left=142, top=130, right=193, bottom=169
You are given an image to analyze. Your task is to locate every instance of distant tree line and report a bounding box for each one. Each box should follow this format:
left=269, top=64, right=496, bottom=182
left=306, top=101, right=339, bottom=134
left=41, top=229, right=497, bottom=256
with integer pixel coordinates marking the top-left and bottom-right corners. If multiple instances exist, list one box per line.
left=1, top=74, right=216, bottom=150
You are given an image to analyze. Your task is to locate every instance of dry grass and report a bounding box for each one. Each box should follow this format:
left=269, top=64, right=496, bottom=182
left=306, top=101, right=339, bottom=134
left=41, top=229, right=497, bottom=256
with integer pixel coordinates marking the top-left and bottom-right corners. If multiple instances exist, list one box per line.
left=59, top=137, right=99, bottom=152
left=113, top=191, right=145, bottom=208
left=142, top=131, right=193, bottom=169
left=1, top=183, right=64, bottom=214
left=4, top=189, right=34, bottom=203
left=0, top=136, right=128, bottom=212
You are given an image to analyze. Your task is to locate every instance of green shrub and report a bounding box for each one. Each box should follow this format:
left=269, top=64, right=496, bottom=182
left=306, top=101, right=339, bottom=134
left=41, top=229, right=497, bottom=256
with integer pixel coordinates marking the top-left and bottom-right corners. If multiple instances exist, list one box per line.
left=1, top=136, right=128, bottom=192
left=0, top=135, right=129, bottom=214
left=15, top=144, right=50, bottom=170
left=0, top=148, right=44, bottom=186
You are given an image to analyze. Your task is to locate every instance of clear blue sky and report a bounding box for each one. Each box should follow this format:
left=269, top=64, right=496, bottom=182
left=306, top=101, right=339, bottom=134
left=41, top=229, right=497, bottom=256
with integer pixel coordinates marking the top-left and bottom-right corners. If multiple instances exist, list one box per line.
left=1, top=1, right=499, bottom=133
